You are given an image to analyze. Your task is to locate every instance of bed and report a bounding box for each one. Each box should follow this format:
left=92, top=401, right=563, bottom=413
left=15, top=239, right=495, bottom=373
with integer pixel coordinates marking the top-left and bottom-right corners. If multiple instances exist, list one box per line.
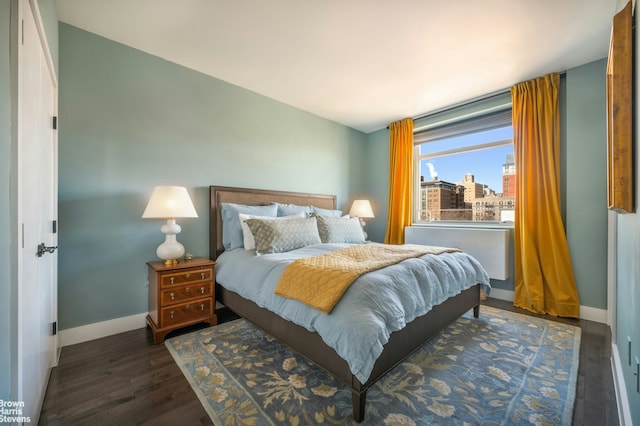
left=209, top=185, right=490, bottom=422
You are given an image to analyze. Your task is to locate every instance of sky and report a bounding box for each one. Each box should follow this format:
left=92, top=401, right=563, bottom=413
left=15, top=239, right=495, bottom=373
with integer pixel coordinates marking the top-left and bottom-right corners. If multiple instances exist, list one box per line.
left=419, top=127, right=513, bottom=193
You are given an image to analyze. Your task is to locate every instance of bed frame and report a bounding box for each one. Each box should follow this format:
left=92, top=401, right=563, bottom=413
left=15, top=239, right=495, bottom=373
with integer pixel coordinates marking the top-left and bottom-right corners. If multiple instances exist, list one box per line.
left=209, top=185, right=481, bottom=422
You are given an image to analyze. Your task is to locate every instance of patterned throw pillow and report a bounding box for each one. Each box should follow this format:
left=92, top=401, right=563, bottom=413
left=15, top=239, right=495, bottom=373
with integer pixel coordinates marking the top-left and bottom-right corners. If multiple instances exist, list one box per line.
left=245, top=217, right=322, bottom=255
left=316, top=215, right=365, bottom=244
left=239, top=212, right=305, bottom=250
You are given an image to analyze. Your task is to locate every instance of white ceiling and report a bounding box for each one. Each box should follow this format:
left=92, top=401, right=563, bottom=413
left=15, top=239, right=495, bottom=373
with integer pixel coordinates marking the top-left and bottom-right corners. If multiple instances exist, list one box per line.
left=56, top=0, right=619, bottom=133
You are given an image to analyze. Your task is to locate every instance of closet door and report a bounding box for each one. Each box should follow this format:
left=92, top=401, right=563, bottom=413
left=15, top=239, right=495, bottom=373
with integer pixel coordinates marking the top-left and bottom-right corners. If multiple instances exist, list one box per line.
left=16, top=0, right=58, bottom=421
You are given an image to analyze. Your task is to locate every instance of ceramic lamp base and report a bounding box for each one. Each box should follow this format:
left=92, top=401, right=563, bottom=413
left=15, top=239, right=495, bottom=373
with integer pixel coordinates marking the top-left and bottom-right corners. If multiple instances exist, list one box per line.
left=156, top=219, right=185, bottom=264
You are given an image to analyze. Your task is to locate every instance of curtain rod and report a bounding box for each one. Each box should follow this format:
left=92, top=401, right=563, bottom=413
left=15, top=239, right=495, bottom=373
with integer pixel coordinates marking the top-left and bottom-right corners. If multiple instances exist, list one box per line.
left=387, top=72, right=567, bottom=129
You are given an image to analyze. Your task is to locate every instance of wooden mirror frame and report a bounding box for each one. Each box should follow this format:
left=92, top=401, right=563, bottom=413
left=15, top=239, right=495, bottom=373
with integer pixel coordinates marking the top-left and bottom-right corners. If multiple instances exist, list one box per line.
left=607, top=0, right=634, bottom=213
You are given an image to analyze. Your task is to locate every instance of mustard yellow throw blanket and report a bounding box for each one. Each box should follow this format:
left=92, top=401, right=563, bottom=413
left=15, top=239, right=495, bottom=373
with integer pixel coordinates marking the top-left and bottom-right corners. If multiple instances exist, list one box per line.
left=274, top=243, right=461, bottom=313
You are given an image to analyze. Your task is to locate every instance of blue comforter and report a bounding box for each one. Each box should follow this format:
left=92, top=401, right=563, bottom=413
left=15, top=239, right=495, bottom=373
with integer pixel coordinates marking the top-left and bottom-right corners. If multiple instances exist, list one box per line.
left=216, top=243, right=490, bottom=383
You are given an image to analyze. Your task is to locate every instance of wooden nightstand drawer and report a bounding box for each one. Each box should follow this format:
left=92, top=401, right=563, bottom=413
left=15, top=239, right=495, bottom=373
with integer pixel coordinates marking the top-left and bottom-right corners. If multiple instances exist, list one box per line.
left=160, top=298, right=213, bottom=327
left=160, top=267, right=213, bottom=287
left=160, top=282, right=213, bottom=306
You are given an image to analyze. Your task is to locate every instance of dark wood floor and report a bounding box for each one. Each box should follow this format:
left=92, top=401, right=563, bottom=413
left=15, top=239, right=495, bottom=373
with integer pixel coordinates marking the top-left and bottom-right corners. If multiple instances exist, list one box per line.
left=39, top=299, right=619, bottom=425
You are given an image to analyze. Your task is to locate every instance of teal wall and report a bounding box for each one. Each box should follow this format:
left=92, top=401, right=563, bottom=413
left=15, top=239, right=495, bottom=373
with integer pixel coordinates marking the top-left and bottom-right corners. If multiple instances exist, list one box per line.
left=0, top=0, right=12, bottom=402
left=614, top=0, right=640, bottom=419
left=364, top=60, right=609, bottom=309
left=58, top=23, right=367, bottom=329
left=565, top=59, right=608, bottom=310
left=362, top=128, right=388, bottom=244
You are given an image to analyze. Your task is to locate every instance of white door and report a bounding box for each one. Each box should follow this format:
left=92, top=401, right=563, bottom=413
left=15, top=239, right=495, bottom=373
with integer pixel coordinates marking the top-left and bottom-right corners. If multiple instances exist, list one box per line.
left=16, top=0, right=58, bottom=422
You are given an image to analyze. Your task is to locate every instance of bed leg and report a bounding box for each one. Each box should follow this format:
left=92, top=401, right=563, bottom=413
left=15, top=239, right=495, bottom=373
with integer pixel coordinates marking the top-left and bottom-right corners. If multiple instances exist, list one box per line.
left=473, top=304, right=480, bottom=318
left=351, top=388, right=366, bottom=423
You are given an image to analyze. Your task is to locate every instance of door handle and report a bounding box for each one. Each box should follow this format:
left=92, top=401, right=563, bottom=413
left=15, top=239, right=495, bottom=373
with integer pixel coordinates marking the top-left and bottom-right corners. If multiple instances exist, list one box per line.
left=36, top=243, right=57, bottom=257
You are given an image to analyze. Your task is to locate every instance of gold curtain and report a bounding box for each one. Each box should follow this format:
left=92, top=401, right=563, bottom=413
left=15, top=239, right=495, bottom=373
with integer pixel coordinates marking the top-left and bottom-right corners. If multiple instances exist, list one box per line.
left=511, top=73, right=580, bottom=317
left=384, top=118, right=414, bottom=245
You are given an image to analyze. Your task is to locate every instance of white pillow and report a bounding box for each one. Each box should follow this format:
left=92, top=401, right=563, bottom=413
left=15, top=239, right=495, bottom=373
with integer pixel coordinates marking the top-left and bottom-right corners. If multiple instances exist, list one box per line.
left=316, top=215, right=365, bottom=244
left=239, top=212, right=305, bottom=250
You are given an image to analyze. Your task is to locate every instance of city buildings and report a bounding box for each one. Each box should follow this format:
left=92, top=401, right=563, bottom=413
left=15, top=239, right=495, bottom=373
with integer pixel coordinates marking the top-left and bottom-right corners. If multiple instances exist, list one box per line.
left=419, top=154, right=515, bottom=222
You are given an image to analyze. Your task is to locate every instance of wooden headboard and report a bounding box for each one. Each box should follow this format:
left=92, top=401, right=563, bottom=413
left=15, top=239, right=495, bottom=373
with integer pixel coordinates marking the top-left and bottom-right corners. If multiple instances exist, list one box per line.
left=209, top=186, right=337, bottom=259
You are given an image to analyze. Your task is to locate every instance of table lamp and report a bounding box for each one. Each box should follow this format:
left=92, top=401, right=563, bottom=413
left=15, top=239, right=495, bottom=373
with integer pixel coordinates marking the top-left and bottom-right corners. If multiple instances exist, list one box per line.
left=142, top=186, right=198, bottom=265
left=349, top=199, right=375, bottom=239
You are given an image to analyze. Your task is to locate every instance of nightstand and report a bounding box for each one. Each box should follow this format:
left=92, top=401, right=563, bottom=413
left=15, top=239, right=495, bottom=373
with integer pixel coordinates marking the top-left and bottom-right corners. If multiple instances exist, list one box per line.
left=146, top=257, right=217, bottom=344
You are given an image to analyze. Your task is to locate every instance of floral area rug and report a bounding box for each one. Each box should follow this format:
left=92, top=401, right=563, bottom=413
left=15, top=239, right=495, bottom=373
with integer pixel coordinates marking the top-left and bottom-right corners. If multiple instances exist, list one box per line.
left=165, top=305, right=580, bottom=425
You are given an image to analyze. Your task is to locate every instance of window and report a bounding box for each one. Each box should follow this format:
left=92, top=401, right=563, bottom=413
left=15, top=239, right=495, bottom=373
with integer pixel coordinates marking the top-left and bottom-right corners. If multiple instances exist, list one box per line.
left=413, top=93, right=514, bottom=224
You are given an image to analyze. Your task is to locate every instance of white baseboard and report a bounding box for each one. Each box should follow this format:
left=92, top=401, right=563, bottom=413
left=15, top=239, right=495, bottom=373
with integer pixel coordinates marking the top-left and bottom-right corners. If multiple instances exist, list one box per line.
left=488, top=289, right=608, bottom=324
left=579, top=304, right=608, bottom=324
left=59, top=313, right=147, bottom=347
left=488, top=287, right=515, bottom=302
left=612, top=343, right=633, bottom=426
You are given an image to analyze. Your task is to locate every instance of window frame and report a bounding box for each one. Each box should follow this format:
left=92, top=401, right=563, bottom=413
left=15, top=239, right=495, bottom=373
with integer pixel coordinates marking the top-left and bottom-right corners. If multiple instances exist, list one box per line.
left=411, top=93, right=514, bottom=228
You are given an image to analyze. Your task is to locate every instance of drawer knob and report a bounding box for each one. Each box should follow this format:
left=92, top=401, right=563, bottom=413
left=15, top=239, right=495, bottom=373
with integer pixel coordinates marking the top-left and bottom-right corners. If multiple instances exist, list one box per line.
left=186, top=304, right=191, bottom=310
left=200, top=287, right=205, bottom=294
left=200, top=304, right=205, bottom=311
left=170, top=292, right=175, bottom=300
left=186, top=287, right=191, bottom=293
left=170, top=277, right=175, bottom=284
left=170, top=311, right=175, bottom=319
left=185, top=273, right=191, bottom=278
left=201, top=272, right=206, bottom=279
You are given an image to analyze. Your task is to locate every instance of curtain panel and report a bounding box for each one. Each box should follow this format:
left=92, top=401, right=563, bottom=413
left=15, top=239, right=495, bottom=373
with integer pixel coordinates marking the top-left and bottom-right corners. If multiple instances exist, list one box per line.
left=384, top=118, right=413, bottom=245
left=511, top=73, right=580, bottom=318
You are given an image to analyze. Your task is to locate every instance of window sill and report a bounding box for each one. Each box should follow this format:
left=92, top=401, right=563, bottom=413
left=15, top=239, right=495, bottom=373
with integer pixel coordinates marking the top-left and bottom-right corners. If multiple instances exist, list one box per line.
left=411, top=222, right=514, bottom=230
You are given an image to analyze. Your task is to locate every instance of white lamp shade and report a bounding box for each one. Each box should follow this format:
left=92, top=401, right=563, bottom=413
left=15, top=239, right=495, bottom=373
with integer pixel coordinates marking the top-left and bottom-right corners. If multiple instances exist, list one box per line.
left=142, top=186, right=198, bottom=219
left=349, top=199, right=374, bottom=218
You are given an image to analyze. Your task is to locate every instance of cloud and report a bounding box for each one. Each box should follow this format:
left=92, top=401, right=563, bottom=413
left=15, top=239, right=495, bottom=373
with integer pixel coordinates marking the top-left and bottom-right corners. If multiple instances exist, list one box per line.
left=426, top=162, right=438, bottom=180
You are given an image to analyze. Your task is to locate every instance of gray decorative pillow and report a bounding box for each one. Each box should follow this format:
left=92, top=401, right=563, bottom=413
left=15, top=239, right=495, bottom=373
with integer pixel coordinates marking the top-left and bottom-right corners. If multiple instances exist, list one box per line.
left=221, top=203, right=278, bottom=250
left=245, top=217, right=322, bottom=255
left=272, top=202, right=313, bottom=217
left=316, top=215, right=365, bottom=244
left=239, top=212, right=305, bottom=250
left=312, top=206, right=343, bottom=217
